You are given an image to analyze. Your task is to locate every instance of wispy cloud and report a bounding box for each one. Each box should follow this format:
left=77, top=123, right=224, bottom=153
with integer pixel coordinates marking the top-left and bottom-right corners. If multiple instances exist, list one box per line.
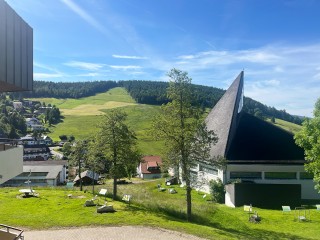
left=34, top=62, right=65, bottom=80
left=34, top=73, right=64, bottom=79
left=112, top=54, right=148, bottom=60
left=60, top=0, right=108, bottom=35
left=64, top=61, right=106, bottom=71
left=109, top=65, right=142, bottom=70
left=161, top=44, right=320, bottom=117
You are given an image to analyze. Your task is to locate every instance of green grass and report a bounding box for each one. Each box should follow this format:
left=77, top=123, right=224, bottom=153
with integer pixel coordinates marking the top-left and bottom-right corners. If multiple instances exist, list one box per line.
left=42, top=88, right=163, bottom=155
left=31, top=88, right=302, bottom=155
left=267, top=118, right=302, bottom=134
left=1, top=181, right=320, bottom=239
left=28, top=87, right=135, bottom=109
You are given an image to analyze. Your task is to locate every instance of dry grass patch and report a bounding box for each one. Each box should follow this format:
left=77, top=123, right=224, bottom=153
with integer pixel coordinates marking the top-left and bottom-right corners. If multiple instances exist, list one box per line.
left=61, top=102, right=137, bottom=116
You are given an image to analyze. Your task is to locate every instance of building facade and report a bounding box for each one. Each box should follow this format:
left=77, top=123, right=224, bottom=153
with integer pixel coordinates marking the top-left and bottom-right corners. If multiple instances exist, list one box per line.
left=0, top=0, right=33, bottom=185
left=191, top=72, right=319, bottom=205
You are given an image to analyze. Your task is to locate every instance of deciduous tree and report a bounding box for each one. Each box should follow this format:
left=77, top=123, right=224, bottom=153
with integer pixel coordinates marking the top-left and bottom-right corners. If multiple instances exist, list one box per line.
left=152, top=68, right=218, bottom=221
left=295, top=98, right=320, bottom=192
left=96, top=109, right=141, bottom=199
left=69, top=140, right=88, bottom=191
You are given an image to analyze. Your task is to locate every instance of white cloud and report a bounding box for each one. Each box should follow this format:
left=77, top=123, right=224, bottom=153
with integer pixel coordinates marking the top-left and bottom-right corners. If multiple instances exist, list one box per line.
left=64, top=61, right=106, bottom=71
left=112, top=54, right=148, bottom=60
left=60, top=0, right=108, bottom=35
left=34, top=73, right=63, bottom=79
left=109, top=65, right=142, bottom=70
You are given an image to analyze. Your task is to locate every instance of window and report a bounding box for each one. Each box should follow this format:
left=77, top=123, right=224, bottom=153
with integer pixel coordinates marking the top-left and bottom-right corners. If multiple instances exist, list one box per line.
left=265, top=172, right=296, bottom=180
left=199, top=164, right=218, bottom=175
left=230, top=172, right=261, bottom=179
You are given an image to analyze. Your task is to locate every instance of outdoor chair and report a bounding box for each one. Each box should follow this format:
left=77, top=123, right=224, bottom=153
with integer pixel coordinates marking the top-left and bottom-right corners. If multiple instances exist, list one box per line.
left=282, top=206, right=291, bottom=213
left=99, top=189, right=108, bottom=200
left=244, top=205, right=253, bottom=221
left=122, top=194, right=132, bottom=205
left=294, top=207, right=310, bottom=222
left=316, top=204, right=320, bottom=211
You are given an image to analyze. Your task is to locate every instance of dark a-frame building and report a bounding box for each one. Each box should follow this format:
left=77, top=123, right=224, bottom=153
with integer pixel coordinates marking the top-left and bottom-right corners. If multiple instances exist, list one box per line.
left=194, top=71, right=319, bottom=208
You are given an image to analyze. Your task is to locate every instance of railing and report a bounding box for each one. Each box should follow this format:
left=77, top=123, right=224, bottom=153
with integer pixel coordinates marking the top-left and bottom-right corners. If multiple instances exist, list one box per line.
left=0, top=224, right=24, bottom=239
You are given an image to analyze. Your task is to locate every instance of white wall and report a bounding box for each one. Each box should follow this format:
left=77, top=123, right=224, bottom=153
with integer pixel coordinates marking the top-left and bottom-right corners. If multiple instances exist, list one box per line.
left=226, top=164, right=320, bottom=200
left=0, top=146, right=23, bottom=184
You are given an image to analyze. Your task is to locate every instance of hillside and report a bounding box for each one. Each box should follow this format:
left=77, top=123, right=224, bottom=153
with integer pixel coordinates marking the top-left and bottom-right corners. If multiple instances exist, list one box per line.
left=30, top=87, right=302, bottom=156
left=29, top=88, right=164, bottom=156
left=19, top=80, right=304, bottom=125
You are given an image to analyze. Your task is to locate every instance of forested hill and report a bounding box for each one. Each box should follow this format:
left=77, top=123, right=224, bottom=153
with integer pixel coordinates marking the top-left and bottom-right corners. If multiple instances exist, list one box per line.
left=22, top=80, right=118, bottom=99
left=19, top=80, right=303, bottom=125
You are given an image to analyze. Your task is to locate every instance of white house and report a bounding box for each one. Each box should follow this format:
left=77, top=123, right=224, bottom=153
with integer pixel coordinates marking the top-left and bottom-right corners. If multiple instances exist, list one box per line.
left=137, top=156, right=162, bottom=179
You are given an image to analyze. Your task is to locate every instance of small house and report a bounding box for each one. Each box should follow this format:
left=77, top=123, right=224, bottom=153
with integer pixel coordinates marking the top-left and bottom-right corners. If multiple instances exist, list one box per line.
left=73, top=170, right=99, bottom=185
left=138, top=156, right=162, bottom=179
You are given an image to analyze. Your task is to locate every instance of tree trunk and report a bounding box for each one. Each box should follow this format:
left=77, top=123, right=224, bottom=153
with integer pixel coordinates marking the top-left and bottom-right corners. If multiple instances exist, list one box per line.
left=113, top=176, right=117, bottom=200
left=78, top=159, right=82, bottom=191
left=92, top=169, right=95, bottom=195
left=186, top=182, right=192, bottom=221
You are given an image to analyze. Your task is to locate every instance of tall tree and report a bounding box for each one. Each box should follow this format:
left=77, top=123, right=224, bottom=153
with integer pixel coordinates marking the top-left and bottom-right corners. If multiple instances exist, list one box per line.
left=69, top=140, right=88, bottom=191
left=96, top=109, right=140, bottom=200
left=295, top=98, right=320, bottom=192
left=152, top=68, right=218, bottom=221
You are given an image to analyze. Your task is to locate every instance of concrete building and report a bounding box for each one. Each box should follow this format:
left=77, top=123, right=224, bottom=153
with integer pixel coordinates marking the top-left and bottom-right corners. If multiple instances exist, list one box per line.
left=192, top=71, right=319, bottom=207
left=0, top=0, right=33, bottom=185
left=2, top=160, right=68, bottom=187
left=0, top=0, right=33, bottom=92
left=0, top=139, right=23, bottom=184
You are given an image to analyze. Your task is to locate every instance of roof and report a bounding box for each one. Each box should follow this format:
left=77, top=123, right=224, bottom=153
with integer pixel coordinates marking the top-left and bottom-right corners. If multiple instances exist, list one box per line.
left=22, top=165, right=63, bottom=179
left=141, top=156, right=162, bottom=174
left=205, top=71, right=244, bottom=158
left=23, top=160, right=67, bottom=166
left=226, top=112, right=305, bottom=163
left=205, top=71, right=304, bottom=164
left=73, top=170, right=99, bottom=182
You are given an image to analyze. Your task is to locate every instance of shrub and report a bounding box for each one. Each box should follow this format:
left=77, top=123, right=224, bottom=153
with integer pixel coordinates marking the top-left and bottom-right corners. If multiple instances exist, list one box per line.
left=209, top=179, right=225, bottom=203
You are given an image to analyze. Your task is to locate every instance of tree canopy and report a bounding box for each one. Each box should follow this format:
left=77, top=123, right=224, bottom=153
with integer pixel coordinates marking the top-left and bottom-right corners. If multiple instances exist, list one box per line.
left=152, top=68, right=218, bottom=221
left=295, top=98, right=320, bottom=192
left=95, top=109, right=141, bottom=199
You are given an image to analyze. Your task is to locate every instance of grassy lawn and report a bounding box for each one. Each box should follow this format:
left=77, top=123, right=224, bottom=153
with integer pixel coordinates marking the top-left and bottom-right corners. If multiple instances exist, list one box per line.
left=1, top=181, right=319, bottom=239
left=267, top=118, right=302, bottom=135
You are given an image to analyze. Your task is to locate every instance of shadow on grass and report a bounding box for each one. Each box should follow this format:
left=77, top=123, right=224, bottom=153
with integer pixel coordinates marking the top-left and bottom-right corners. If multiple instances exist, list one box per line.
left=130, top=202, right=313, bottom=240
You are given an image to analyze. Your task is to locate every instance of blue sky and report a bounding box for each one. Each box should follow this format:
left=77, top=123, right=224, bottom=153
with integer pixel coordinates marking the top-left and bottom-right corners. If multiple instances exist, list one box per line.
left=6, top=0, right=320, bottom=117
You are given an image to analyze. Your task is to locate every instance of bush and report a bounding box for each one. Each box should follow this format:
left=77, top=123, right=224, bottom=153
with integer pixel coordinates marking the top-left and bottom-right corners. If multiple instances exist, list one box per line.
left=209, top=179, right=225, bottom=203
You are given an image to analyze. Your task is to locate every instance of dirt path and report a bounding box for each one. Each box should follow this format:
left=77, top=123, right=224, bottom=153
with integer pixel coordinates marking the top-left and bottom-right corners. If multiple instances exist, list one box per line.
left=24, top=226, right=207, bottom=240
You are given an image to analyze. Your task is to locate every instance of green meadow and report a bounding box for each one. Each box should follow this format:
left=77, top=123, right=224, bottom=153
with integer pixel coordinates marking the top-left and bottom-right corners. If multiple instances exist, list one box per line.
left=1, top=181, right=319, bottom=239
left=30, top=87, right=303, bottom=156
left=30, top=88, right=163, bottom=155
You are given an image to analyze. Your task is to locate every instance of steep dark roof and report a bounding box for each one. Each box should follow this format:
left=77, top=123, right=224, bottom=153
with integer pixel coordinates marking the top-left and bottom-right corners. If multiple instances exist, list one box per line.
left=205, top=71, right=244, bottom=158
left=226, top=112, right=305, bottom=163
left=206, top=71, right=304, bottom=164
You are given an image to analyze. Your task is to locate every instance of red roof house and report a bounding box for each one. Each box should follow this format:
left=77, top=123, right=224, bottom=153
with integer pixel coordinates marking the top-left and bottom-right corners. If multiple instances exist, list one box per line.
left=138, top=156, right=162, bottom=179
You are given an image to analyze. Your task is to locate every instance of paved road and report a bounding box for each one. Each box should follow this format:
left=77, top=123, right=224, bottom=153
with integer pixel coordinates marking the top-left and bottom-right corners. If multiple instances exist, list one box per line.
left=49, top=147, right=64, bottom=160
left=24, top=226, right=206, bottom=240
